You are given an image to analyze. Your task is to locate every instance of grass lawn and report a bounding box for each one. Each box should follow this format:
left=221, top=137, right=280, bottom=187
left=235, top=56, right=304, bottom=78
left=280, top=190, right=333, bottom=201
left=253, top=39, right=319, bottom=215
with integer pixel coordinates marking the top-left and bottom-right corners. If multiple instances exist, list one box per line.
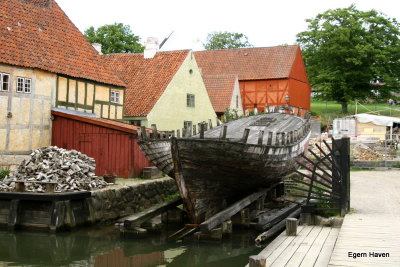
left=311, top=100, right=400, bottom=126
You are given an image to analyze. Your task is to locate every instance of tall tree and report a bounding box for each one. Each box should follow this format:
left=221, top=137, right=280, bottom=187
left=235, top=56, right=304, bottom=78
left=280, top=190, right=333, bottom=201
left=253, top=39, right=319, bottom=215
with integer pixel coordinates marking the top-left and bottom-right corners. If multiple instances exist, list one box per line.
left=84, top=23, right=144, bottom=54
left=297, top=5, right=400, bottom=113
left=203, top=31, right=252, bottom=50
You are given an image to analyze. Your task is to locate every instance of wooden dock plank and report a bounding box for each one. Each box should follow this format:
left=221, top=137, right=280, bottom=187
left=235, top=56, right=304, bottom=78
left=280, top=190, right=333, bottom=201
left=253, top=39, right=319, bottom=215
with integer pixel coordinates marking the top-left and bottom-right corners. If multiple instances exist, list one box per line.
left=272, top=226, right=322, bottom=267
left=284, top=226, right=327, bottom=267
left=244, top=226, right=305, bottom=267
left=309, top=227, right=340, bottom=267
left=298, top=227, right=339, bottom=267
left=265, top=226, right=314, bottom=265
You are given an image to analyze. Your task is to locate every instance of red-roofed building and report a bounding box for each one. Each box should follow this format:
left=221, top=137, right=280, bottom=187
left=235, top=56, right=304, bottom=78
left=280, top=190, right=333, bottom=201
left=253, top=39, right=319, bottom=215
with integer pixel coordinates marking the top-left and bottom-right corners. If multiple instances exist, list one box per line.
left=202, top=75, right=243, bottom=118
left=0, top=0, right=126, bottom=158
left=194, top=45, right=311, bottom=113
left=104, top=50, right=216, bottom=131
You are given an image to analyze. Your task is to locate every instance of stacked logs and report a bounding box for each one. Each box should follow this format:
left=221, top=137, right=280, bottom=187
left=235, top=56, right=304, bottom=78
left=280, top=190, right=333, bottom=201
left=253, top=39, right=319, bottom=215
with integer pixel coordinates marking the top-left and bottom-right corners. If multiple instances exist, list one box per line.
left=0, top=146, right=108, bottom=193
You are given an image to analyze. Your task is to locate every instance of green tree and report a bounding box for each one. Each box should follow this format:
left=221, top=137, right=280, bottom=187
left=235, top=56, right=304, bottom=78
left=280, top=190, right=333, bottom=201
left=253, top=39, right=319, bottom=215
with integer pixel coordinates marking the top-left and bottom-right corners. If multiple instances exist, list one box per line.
left=84, top=23, right=144, bottom=54
left=297, top=5, right=400, bottom=113
left=203, top=31, right=252, bottom=50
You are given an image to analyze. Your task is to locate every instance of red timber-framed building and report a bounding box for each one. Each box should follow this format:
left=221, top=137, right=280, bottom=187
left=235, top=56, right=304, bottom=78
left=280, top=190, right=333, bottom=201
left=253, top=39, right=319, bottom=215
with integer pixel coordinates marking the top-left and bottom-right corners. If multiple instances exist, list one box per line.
left=194, top=45, right=311, bottom=112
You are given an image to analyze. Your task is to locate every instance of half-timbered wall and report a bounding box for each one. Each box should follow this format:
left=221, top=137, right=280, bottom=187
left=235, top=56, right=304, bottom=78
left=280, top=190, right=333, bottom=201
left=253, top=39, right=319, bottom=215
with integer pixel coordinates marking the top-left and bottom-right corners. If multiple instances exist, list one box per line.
left=55, top=76, right=124, bottom=120
left=238, top=48, right=311, bottom=112
left=0, top=63, right=55, bottom=154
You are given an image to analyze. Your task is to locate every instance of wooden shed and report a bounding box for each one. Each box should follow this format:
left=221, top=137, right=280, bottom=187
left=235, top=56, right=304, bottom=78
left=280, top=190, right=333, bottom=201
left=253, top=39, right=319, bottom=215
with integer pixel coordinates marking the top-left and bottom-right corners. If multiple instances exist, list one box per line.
left=194, top=45, right=311, bottom=112
left=51, top=109, right=152, bottom=178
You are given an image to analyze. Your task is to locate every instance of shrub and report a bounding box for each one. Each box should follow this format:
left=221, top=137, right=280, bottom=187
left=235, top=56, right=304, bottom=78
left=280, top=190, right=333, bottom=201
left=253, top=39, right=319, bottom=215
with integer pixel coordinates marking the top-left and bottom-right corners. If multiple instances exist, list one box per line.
left=0, top=167, right=10, bottom=179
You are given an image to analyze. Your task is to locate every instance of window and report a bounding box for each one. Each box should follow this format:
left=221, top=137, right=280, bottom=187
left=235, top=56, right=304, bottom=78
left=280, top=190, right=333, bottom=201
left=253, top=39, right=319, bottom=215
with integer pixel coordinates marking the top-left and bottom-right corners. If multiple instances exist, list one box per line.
left=16, top=77, right=32, bottom=93
left=110, top=90, right=120, bottom=103
left=0, top=72, right=10, bottom=91
left=187, top=94, right=195, bottom=107
left=184, top=121, right=192, bottom=129
left=129, top=120, right=141, bottom=126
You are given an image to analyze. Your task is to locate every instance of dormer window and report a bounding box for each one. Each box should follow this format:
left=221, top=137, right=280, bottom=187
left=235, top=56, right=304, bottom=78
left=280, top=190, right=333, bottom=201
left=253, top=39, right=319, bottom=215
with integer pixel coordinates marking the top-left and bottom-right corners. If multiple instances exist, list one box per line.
left=17, top=77, right=32, bottom=93
left=0, top=72, right=10, bottom=91
left=110, top=90, right=120, bottom=103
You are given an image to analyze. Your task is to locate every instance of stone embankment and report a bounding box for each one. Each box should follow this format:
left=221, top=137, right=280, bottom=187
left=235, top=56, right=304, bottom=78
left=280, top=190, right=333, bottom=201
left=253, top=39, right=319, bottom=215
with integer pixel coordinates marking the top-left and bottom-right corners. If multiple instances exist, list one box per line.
left=89, top=178, right=178, bottom=223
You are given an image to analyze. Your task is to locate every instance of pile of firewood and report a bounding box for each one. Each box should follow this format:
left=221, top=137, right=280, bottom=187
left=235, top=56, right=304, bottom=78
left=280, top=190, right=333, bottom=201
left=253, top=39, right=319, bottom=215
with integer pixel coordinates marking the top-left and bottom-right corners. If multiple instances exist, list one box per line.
left=0, top=146, right=108, bottom=193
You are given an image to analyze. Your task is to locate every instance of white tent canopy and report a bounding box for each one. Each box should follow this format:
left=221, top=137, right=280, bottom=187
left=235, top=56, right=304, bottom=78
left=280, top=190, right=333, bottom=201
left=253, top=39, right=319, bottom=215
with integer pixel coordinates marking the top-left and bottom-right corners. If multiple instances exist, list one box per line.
left=354, top=113, right=400, bottom=127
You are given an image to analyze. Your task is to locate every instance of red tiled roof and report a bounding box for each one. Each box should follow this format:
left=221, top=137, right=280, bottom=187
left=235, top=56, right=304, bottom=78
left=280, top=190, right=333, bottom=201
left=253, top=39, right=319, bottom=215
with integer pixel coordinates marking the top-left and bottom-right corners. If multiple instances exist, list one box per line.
left=203, top=75, right=237, bottom=113
left=0, top=0, right=125, bottom=87
left=103, top=50, right=190, bottom=117
left=194, top=45, right=299, bottom=80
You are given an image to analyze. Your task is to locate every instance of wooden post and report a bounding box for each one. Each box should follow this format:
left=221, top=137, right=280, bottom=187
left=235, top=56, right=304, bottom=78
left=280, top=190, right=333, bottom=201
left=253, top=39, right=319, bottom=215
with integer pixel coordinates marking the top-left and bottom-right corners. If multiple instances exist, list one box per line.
left=333, top=137, right=350, bottom=216
left=193, top=125, right=197, bottom=135
left=258, top=130, right=264, bottom=145
left=15, top=181, right=25, bottom=192
left=249, top=256, right=266, bottom=267
left=286, top=218, right=298, bottom=236
left=45, top=183, right=56, bottom=193
left=171, top=130, right=175, bottom=137
left=275, top=132, right=281, bottom=145
left=216, top=117, right=220, bottom=126
left=151, top=124, right=158, bottom=139
left=219, top=125, right=228, bottom=140
left=297, top=107, right=303, bottom=117
left=208, top=119, right=213, bottom=129
left=7, top=199, right=20, bottom=230
left=241, top=128, right=250, bottom=143
left=140, top=126, right=147, bottom=139
left=267, top=132, right=273, bottom=145
left=176, top=129, right=180, bottom=138
left=281, top=133, right=286, bottom=145
left=200, top=123, right=205, bottom=139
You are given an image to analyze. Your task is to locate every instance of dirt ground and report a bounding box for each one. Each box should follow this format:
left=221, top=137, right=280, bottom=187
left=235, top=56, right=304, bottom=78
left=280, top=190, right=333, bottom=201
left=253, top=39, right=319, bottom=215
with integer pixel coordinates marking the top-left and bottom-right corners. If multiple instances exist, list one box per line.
left=350, top=170, right=400, bottom=216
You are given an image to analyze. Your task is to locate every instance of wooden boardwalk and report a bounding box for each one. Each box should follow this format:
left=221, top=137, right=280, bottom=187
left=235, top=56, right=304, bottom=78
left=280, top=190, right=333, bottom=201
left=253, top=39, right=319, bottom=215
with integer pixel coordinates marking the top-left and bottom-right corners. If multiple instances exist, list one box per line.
left=328, top=170, right=400, bottom=267
left=246, top=225, right=340, bottom=267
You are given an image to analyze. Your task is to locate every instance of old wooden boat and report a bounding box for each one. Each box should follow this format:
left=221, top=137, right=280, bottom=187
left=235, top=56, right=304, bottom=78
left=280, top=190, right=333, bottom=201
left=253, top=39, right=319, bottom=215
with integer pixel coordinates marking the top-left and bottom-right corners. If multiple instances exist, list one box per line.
left=138, top=106, right=311, bottom=224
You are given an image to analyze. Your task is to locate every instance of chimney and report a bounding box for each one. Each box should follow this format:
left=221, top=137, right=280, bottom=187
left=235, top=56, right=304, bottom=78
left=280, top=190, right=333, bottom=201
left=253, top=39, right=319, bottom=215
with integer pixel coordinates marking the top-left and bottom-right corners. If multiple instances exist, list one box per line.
left=92, top=43, right=102, bottom=55
left=144, top=37, right=159, bottom=59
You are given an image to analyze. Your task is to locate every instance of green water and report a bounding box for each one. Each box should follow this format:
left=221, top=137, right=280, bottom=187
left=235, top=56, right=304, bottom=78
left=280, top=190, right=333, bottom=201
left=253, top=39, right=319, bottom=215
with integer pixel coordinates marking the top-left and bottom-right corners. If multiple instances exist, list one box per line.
left=0, top=225, right=264, bottom=267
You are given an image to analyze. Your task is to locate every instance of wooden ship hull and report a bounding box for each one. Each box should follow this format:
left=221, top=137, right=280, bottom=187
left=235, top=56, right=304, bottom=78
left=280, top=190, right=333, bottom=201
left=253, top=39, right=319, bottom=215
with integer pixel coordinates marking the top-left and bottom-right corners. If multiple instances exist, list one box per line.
left=139, top=106, right=311, bottom=224
left=138, top=139, right=174, bottom=178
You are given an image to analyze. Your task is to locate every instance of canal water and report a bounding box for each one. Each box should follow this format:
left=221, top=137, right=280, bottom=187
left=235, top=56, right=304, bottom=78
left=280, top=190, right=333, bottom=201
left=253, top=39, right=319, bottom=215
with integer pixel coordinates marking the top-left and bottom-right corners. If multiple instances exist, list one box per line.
left=0, top=225, right=265, bottom=267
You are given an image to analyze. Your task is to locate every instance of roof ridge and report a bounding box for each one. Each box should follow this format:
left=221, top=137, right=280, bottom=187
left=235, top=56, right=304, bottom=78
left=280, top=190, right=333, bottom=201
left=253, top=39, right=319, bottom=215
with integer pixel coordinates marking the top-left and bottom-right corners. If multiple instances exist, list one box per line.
left=195, top=44, right=299, bottom=53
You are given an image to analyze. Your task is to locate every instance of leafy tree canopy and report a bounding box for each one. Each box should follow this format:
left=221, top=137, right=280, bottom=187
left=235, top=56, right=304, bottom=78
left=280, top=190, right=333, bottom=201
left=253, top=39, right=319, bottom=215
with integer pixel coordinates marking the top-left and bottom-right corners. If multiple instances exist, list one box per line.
left=203, top=31, right=252, bottom=50
left=297, top=5, right=400, bottom=113
left=84, top=23, right=144, bottom=54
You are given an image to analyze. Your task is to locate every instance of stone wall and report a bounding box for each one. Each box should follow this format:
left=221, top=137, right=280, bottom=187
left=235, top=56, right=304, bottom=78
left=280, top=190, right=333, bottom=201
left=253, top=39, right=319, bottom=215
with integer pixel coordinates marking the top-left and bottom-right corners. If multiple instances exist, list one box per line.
left=90, top=177, right=178, bottom=223
left=0, top=154, right=30, bottom=172
left=351, top=160, right=400, bottom=168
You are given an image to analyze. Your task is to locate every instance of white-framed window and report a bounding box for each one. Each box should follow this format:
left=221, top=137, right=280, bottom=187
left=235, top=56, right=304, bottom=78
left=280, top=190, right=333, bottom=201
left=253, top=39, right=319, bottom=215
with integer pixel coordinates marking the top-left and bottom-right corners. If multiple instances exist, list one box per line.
left=187, top=94, right=195, bottom=107
left=0, top=72, right=10, bottom=91
left=110, top=90, right=120, bottom=103
left=16, top=77, right=32, bottom=93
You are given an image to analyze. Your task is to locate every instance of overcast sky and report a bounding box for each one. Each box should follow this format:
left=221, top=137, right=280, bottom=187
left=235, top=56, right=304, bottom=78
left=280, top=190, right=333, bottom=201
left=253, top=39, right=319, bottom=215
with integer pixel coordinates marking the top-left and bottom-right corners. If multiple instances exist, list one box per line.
left=57, top=0, right=399, bottom=52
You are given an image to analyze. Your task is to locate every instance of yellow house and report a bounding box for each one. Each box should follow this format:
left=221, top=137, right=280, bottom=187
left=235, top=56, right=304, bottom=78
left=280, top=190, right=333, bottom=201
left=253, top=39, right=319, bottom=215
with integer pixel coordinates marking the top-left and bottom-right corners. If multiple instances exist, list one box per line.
left=0, top=0, right=125, bottom=160
left=104, top=50, right=217, bottom=131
